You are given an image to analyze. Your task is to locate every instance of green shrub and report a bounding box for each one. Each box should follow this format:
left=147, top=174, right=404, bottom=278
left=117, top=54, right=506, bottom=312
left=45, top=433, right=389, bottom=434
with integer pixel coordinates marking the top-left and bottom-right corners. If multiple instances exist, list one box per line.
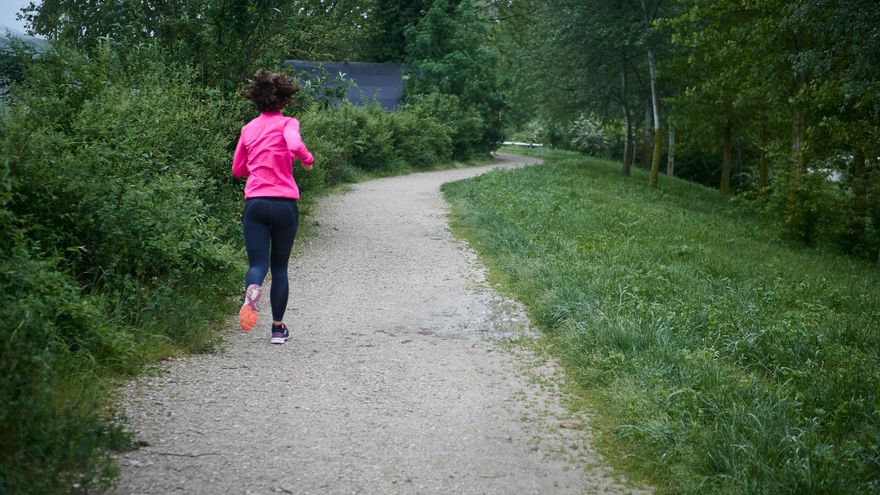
left=507, top=119, right=548, bottom=144
left=5, top=44, right=241, bottom=297
left=843, top=167, right=880, bottom=259
left=389, top=109, right=453, bottom=167
left=299, top=104, right=367, bottom=185
left=405, top=93, right=484, bottom=160
left=0, top=159, right=132, bottom=493
left=403, top=0, right=505, bottom=153
left=299, top=103, right=392, bottom=180
left=0, top=42, right=243, bottom=492
left=0, top=249, right=122, bottom=494
left=764, top=165, right=853, bottom=250
left=300, top=98, right=463, bottom=182
left=569, top=113, right=611, bottom=156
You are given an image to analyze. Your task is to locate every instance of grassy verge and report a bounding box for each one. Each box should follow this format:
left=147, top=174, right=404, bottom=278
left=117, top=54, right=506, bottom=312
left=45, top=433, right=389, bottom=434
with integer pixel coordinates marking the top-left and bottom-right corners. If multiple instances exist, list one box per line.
left=443, top=149, right=880, bottom=494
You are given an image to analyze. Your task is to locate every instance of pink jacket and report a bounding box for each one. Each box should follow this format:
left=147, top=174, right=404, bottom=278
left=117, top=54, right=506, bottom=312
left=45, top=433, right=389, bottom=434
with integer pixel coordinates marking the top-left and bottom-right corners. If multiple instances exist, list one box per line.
left=231, top=112, right=315, bottom=199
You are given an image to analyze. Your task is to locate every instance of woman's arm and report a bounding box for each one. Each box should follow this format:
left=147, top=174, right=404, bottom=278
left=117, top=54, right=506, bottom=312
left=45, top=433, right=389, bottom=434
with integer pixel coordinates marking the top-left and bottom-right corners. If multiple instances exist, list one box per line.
left=283, top=119, right=315, bottom=169
left=231, top=134, right=249, bottom=178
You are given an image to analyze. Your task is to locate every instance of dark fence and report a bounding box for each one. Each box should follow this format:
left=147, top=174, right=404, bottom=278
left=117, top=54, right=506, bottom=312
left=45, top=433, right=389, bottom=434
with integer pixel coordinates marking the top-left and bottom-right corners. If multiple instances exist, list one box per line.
left=284, top=60, right=405, bottom=110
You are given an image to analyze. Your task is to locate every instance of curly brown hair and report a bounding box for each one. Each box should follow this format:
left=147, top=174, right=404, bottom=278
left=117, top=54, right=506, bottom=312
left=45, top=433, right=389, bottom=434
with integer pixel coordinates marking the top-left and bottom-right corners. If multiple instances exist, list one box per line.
left=242, top=70, right=300, bottom=112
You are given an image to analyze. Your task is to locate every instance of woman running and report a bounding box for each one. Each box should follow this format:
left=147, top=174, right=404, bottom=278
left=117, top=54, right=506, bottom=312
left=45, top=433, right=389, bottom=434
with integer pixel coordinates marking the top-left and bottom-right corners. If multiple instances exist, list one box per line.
left=232, top=70, right=314, bottom=344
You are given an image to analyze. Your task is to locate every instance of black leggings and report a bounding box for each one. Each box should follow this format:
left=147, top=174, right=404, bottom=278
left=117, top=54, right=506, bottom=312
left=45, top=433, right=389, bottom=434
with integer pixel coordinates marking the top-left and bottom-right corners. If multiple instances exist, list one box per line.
left=242, top=197, right=298, bottom=322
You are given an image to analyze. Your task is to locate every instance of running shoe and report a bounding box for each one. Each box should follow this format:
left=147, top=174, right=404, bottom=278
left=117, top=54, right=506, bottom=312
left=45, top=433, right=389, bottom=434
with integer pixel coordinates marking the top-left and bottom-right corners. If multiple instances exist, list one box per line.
left=239, top=284, right=262, bottom=332
left=270, top=323, right=290, bottom=345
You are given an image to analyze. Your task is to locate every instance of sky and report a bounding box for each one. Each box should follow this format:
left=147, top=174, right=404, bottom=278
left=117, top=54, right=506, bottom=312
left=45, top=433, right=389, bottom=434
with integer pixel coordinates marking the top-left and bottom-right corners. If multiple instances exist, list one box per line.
left=0, top=0, right=39, bottom=35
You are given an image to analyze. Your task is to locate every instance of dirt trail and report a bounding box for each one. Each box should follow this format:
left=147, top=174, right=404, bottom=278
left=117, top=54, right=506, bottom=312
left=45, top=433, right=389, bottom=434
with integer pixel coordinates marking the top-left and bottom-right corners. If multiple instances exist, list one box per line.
left=112, top=153, right=648, bottom=494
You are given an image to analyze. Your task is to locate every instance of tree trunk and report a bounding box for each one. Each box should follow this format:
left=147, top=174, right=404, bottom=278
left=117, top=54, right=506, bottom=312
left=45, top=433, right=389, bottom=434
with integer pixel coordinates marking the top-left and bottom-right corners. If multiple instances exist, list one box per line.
left=850, top=152, right=878, bottom=263
left=666, top=122, right=675, bottom=176
left=785, top=28, right=810, bottom=242
left=736, top=138, right=743, bottom=178
left=622, top=66, right=633, bottom=176
left=758, top=116, right=769, bottom=200
left=854, top=152, right=866, bottom=178
left=642, top=99, right=652, bottom=169
left=853, top=151, right=867, bottom=250
left=720, top=119, right=733, bottom=195
left=791, top=29, right=807, bottom=177
left=793, top=106, right=806, bottom=175
left=647, top=46, right=661, bottom=188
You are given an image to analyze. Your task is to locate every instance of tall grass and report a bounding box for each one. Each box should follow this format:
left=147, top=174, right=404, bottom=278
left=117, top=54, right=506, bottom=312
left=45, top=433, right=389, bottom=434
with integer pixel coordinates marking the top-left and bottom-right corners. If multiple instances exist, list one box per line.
left=443, top=149, right=880, bottom=494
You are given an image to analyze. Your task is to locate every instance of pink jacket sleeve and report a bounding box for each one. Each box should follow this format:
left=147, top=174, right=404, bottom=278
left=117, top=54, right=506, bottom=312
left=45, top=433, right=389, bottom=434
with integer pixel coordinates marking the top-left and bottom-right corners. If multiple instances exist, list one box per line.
left=231, top=133, right=248, bottom=178
left=283, top=119, right=314, bottom=166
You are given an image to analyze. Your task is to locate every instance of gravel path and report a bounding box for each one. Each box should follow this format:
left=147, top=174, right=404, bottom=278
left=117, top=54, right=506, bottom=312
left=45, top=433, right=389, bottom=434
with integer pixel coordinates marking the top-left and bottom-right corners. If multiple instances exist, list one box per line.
left=111, top=153, right=648, bottom=495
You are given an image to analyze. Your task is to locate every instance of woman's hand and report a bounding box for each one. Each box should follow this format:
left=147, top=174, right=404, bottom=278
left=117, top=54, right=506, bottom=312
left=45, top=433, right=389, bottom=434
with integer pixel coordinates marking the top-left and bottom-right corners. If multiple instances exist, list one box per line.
left=301, top=151, right=315, bottom=170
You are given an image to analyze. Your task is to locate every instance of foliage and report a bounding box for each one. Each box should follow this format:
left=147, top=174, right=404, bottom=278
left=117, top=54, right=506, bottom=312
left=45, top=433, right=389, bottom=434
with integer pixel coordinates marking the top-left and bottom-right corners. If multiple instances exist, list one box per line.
left=0, top=42, right=246, bottom=493
left=404, top=0, right=504, bottom=152
left=19, top=0, right=374, bottom=92
left=298, top=95, right=470, bottom=187
left=0, top=230, right=132, bottom=494
left=507, top=118, right=578, bottom=151
left=660, top=0, right=880, bottom=256
left=364, top=0, right=432, bottom=62
left=506, top=119, right=546, bottom=145
left=525, top=0, right=644, bottom=124
left=569, top=114, right=611, bottom=157
left=445, top=148, right=880, bottom=494
left=497, top=0, right=880, bottom=258
left=6, top=43, right=242, bottom=296
left=300, top=102, right=397, bottom=177
left=762, top=163, right=880, bottom=258
left=389, top=109, right=453, bottom=168
left=404, top=93, right=484, bottom=160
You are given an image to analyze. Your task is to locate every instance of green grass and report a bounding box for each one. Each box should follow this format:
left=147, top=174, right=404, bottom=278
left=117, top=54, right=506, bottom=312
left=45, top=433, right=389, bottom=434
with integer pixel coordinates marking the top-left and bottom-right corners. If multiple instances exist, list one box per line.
left=443, top=149, right=880, bottom=494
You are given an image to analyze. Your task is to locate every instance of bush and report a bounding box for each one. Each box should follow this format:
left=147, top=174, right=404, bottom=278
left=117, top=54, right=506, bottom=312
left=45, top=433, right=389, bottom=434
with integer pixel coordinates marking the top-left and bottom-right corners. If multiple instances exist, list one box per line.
left=390, top=110, right=453, bottom=168
left=843, top=166, right=880, bottom=259
left=300, top=102, right=396, bottom=175
left=0, top=42, right=243, bottom=492
left=510, top=119, right=576, bottom=150
left=300, top=96, right=468, bottom=183
left=762, top=165, right=851, bottom=248
left=405, top=93, right=484, bottom=160
left=5, top=44, right=241, bottom=295
left=0, top=242, right=131, bottom=494
left=0, top=157, right=133, bottom=493
left=569, top=113, right=610, bottom=156
left=507, top=119, right=548, bottom=144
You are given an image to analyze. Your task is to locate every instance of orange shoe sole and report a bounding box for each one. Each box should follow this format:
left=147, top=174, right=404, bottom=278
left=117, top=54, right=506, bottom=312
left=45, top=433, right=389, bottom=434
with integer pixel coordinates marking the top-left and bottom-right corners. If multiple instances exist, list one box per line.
left=239, top=303, right=258, bottom=332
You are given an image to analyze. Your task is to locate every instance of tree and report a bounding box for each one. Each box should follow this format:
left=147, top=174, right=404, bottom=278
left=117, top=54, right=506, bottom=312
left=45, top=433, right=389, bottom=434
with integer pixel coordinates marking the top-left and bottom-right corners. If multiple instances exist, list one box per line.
left=19, top=0, right=375, bottom=91
left=405, top=0, right=505, bottom=151
left=665, top=0, right=765, bottom=194
left=631, top=0, right=670, bottom=188
left=525, top=0, right=645, bottom=174
left=364, top=0, right=432, bottom=62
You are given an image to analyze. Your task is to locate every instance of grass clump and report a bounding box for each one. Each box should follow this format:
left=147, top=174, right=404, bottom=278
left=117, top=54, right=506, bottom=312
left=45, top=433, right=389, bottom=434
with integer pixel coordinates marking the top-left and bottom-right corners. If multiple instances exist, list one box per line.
left=443, top=149, right=880, bottom=494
